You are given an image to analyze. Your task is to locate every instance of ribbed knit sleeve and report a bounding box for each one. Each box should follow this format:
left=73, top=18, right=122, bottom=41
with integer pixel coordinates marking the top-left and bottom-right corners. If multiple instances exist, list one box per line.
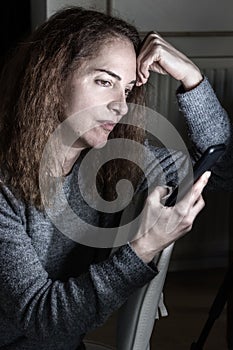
left=177, top=77, right=233, bottom=191
left=0, top=184, right=157, bottom=349
left=177, top=77, right=231, bottom=153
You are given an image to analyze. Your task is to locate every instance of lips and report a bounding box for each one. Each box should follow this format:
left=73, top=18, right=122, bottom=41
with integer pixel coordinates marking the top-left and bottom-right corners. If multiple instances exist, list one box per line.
left=99, top=121, right=117, bottom=132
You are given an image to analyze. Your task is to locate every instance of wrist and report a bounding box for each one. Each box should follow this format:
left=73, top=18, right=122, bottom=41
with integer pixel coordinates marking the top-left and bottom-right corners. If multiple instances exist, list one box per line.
left=181, top=69, right=203, bottom=91
left=131, top=238, right=155, bottom=264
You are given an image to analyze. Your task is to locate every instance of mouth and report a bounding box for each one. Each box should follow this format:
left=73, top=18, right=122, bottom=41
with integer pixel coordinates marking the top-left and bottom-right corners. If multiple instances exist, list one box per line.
left=98, top=120, right=117, bottom=132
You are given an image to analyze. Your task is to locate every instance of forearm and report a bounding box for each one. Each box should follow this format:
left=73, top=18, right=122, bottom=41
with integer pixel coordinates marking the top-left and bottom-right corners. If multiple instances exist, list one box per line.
left=176, top=76, right=232, bottom=190
left=0, top=239, right=157, bottom=343
left=177, top=76, right=231, bottom=153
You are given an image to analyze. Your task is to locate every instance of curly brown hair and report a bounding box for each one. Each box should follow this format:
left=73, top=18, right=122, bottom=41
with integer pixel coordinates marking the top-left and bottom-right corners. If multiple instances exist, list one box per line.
left=0, top=6, right=146, bottom=208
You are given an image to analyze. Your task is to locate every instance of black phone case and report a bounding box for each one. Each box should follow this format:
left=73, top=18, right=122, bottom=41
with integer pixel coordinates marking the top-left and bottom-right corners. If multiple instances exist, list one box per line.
left=165, top=144, right=226, bottom=207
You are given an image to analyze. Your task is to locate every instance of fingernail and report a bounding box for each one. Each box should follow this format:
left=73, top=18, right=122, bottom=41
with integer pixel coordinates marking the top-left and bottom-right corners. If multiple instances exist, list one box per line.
left=205, top=171, right=211, bottom=179
left=203, top=171, right=211, bottom=185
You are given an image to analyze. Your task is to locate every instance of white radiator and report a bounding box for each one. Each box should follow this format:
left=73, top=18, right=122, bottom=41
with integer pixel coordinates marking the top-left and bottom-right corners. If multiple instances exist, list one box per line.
left=147, top=57, right=233, bottom=131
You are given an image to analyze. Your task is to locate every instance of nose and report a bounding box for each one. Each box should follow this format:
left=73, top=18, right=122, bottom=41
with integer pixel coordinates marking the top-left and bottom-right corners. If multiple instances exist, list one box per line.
left=107, top=95, right=128, bottom=118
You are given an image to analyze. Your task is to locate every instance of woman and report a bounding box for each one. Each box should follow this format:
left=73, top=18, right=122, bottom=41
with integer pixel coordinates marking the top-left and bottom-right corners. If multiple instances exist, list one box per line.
left=0, top=7, right=230, bottom=350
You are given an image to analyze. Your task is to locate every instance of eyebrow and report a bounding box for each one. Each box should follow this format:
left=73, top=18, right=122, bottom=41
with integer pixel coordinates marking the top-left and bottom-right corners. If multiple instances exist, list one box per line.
left=94, top=69, right=136, bottom=85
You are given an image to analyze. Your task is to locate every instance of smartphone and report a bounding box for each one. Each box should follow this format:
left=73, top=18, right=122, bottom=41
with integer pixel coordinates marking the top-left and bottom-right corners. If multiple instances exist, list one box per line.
left=165, top=143, right=226, bottom=207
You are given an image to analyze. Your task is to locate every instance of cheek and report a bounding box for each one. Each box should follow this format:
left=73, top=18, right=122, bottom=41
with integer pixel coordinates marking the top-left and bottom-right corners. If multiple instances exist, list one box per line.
left=68, top=88, right=109, bottom=116
left=67, top=90, right=90, bottom=116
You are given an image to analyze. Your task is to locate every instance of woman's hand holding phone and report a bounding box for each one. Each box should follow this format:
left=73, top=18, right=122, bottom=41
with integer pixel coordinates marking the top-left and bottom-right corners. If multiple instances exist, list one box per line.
left=131, top=172, right=211, bottom=264
left=165, top=144, right=226, bottom=207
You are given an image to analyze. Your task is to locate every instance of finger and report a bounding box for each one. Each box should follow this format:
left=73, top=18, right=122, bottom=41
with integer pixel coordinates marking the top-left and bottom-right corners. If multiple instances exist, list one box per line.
left=137, top=34, right=162, bottom=81
left=137, top=48, right=161, bottom=85
left=138, top=48, right=168, bottom=79
left=140, top=32, right=168, bottom=52
left=181, top=195, right=205, bottom=233
left=137, top=44, right=154, bottom=82
left=155, top=185, right=170, bottom=199
left=166, top=172, right=210, bottom=232
left=195, top=170, right=211, bottom=187
left=179, top=171, right=211, bottom=208
left=139, top=33, right=173, bottom=60
left=190, top=171, right=211, bottom=202
left=166, top=194, right=205, bottom=237
left=137, top=38, right=174, bottom=85
left=192, top=194, right=205, bottom=214
left=147, top=186, right=169, bottom=208
left=140, top=32, right=158, bottom=52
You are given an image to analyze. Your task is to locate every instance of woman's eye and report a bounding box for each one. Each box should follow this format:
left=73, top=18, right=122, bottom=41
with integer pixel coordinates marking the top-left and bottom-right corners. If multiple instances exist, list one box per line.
left=95, top=79, right=112, bottom=87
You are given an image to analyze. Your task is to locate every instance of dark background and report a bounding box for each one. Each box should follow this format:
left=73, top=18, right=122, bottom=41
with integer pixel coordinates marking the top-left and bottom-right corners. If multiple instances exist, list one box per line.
left=0, top=1, right=31, bottom=71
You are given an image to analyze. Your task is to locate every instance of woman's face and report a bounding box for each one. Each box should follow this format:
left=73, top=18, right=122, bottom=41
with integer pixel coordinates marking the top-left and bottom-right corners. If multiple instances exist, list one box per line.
left=64, top=38, right=137, bottom=149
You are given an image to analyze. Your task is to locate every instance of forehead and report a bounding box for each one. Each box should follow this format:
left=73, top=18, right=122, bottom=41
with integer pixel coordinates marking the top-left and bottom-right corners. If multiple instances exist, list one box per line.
left=96, top=37, right=136, bottom=56
left=82, top=38, right=137, bottom=80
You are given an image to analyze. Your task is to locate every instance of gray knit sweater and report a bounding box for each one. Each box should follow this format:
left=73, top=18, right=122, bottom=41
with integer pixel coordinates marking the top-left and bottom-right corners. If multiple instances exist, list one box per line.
left=0, top=78, right=231, bottom=349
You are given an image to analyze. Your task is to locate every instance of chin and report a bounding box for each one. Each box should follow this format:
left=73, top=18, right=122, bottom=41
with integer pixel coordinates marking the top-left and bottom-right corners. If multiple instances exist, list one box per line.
left=93, top=139, right=108, bottom=149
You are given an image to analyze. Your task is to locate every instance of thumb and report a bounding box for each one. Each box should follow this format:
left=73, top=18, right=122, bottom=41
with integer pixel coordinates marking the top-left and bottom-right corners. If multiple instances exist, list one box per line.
left=151, top=185, right=171, bottom=204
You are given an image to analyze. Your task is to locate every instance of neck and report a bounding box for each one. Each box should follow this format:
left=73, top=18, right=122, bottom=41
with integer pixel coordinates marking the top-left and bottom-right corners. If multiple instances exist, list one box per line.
left=61, top=146, right=84, bottom=176
left=48, top=142, right=84, bottom=177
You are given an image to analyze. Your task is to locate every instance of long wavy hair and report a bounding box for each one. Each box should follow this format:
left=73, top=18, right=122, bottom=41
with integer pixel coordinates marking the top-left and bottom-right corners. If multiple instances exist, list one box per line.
left=0, top=7, right=146, bottom=208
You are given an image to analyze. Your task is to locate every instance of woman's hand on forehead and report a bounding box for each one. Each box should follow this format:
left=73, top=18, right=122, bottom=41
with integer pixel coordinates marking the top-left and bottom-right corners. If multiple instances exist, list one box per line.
left=136, top=32, right=203, bottom=90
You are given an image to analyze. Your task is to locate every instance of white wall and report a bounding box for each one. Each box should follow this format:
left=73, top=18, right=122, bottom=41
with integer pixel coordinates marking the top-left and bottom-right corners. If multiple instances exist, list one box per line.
left=46, top=0, right=106, bottom=17
left=112, top=0, right=233, bottom=33
left=31, top=0, right=233, bottom=56
left=30, top=0, right=106, bottom=29
left=31, top=0, right=233, bottom=33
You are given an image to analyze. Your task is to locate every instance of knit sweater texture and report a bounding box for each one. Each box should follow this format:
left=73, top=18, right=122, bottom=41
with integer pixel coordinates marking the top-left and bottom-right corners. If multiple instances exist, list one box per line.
left=0, top=77, right=231, bottom=349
